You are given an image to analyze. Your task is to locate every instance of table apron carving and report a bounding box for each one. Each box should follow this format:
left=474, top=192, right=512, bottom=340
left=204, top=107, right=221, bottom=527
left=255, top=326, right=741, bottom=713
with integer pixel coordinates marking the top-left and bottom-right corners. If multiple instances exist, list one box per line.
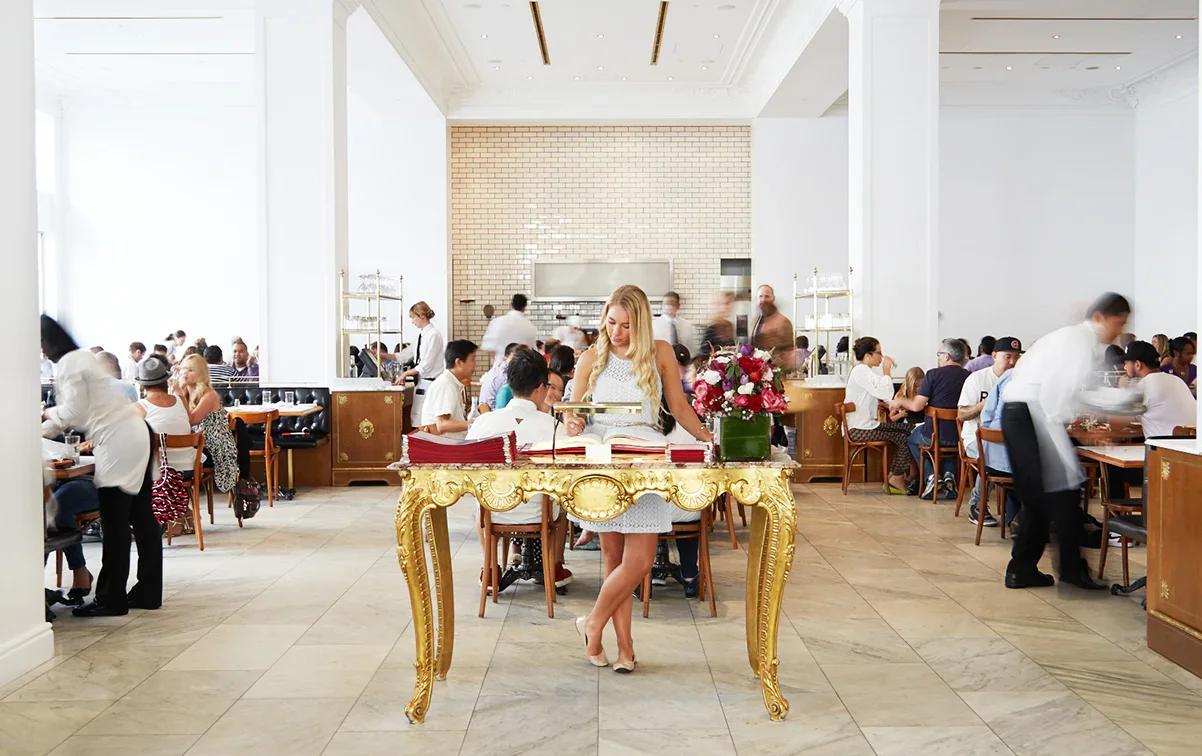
left=393, top=462, right=797, bottom=724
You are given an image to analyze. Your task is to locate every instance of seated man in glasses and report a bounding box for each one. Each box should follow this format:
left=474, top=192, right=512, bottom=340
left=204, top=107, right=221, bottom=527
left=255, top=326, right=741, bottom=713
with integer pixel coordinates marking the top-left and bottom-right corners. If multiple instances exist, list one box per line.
left=893, top=339, right=971, bottom=500
left=465, top=348, right=572, bottom=591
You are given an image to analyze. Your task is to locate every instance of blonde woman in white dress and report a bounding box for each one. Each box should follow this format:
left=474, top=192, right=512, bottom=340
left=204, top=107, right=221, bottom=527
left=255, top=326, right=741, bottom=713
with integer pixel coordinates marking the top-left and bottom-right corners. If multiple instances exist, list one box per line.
left=565, top=285, right=712, bottom=673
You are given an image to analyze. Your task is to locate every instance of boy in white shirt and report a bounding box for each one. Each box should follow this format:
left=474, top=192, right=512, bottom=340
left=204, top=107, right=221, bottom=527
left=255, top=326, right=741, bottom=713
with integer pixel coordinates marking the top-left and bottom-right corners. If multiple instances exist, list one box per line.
left=418, top=340, right=477, bottom=439
left=466, top=349, right=572, bottom=588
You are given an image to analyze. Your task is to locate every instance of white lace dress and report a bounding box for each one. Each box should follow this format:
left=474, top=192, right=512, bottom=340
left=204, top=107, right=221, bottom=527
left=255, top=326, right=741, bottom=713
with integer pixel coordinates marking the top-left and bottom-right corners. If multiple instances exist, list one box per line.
left=570, top=353, right=673, bottom=534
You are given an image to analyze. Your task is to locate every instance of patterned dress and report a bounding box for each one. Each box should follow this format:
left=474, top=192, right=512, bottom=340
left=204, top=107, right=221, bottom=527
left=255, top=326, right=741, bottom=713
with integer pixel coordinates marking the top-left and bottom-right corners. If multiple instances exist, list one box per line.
left=569, top=352, right=673, bottom=534
left=197, top=406, right=238, bottom=493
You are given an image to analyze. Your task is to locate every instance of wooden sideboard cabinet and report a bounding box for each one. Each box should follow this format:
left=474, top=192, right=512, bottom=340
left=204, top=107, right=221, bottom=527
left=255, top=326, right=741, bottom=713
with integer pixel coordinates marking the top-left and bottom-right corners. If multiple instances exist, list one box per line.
left=331, top=389, right=409, bottom=485
left=1146, top=443, right=1202, bottom=679
left=784, top=381, right=868, bottom=484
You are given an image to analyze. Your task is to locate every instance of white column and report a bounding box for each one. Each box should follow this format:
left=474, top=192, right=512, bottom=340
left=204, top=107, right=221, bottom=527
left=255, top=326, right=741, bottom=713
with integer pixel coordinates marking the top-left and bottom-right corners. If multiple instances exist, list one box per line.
left=256, top=0, right=354, bottom=384
left=839, top=0, right=940, bottom=371
left=0, top=0, right=55, bottom=686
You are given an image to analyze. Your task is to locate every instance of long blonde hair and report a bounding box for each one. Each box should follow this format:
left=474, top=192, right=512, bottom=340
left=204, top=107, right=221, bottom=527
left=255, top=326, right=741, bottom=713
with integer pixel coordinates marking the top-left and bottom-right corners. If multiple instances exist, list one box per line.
left=897, top=366, right=925, bottom=400
left=585, top=285, right=661, bottom=418
left=179, top=354, right=214, bottom=412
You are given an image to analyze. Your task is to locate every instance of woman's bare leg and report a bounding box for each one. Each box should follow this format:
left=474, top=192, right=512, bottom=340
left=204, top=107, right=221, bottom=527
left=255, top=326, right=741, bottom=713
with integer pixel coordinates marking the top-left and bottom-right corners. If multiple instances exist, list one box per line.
left=586, top=532, right=656, bottom=659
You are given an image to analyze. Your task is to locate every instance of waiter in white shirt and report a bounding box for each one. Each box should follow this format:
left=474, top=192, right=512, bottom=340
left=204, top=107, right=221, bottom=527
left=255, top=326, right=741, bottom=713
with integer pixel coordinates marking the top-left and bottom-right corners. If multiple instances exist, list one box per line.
left=1001, top=293, right=1131, bottom=591
left=652, top=291, right=699, bottom=356
left=551, top=315, right=588, bottom=352
left=481, top=293, right=538, bottom=363
left=396, top=301, right=445, bottom=423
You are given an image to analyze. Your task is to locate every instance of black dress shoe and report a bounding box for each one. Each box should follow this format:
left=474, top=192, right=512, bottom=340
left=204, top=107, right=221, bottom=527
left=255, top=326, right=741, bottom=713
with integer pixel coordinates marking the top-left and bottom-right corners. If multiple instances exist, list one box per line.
left=1060, top=561, right=1108, bottom=591
left=72, top=601, right=128, bottom=618
left=126, top=589, right=161, bottom=610
left=683, top=578, right=699, bottom=599
left=1005, top=570, right=1055, bottom=589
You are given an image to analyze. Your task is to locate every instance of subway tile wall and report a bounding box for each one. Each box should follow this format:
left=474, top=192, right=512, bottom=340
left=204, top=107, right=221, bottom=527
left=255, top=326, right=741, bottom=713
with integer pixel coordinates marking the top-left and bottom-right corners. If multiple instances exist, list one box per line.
left=450, top=125, right=751, bottom=374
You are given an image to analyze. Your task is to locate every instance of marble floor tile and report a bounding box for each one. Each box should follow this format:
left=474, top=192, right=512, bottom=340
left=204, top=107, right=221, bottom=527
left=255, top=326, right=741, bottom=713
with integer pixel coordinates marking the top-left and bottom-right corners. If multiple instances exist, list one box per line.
left=243, top=643, right=389, bottom=699
left=819, top=662, right=982, bottom=727
left=323, top=730, right=466, bottom=756
left=188, top=697, right=354, bottom=756
left=959, top=691, right=1153, bottom=756
left=461, top=690, right=597, bottom=756
left=161, top=623, right=308, bottom=671
left=0, top=701, right=109, bottom=756
left=1042, top=659, right=1202, bottom=727
left=860, top=725, right=1013, bottom=755
left=598, top=728, right=737, bottom=756
left=341, top=665, right=487, bottom=732
left=76, top=669, right=259, bottom=735
left=913, top=637, right=1066, bottom=693
left=791, top=617, right=921, bottom=665
left=4, top=653, right=162, bottom=703
left=49, top=734, right=199, bottom=755
left=599, top=670, right=724, bottom=731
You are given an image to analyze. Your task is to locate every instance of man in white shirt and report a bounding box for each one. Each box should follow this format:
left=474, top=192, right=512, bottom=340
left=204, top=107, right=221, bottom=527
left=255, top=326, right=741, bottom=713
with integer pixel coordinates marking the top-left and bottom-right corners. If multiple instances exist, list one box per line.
left=121, top=341, right=146, bottom=382
left=467, top=349, right=571, bottom=589
left=1123, top=341, right=1196, bottom=438
left=419, top=340, right=477, bottom=439
left=1002, top=293, right=1131, bottom=590
left=652, top=291, right=699, bottom=356
left=481, top=293, right=538, bottom=363
left=958, top=337, right=1021, bottom=526
left=551, top=315, right=588, bottom=352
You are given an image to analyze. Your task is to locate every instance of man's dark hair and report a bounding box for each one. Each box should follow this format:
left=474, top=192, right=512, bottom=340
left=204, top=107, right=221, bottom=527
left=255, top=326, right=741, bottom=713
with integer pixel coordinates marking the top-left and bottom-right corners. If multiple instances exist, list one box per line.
left=152, top=343, right=167, bottom=355
left=130, top=341, right=146, bottom=355
left=1126, top=341, right=1159, bottom=369
left=548, top=345, right=576, bottom=376
left=978, top=336, right=996, bottom=355
left=1185, top=331, right=1197, bottom=343
left=836, top=336, right=849, bottom=354
left=444, top=339, right=477, bottom=369
left=1086, top=292, right=1131, bottom=319
left=796, top=335, right=809, bottom=350
left=503, top=341, right=523, bottom=358
left=511, top=294, right=528, bottom=312
left=1104, top=344, right=1125, bottom=371
left=665, top=291, right=681, bottom=305
left=1169, top=336, right=1191, bottom=357
left=673, top=343, right=691, bottom=367
left=40, top=315, right=79, bottom=363
left=506, top=348, right=549, bottom=397
left=175, top=330, right=186, bottom=338
left=204, top=345, right=224, bottom=364
left=853, top=337, right=879, bottom=361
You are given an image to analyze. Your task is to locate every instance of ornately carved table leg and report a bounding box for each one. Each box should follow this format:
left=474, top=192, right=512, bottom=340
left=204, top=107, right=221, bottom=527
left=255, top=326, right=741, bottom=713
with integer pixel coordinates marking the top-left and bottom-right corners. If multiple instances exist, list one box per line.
left=396, top=481, right=437, bottom=724
left=425, top=506, right=455, bottom=680
left=744, top=475, right=797, bottom=721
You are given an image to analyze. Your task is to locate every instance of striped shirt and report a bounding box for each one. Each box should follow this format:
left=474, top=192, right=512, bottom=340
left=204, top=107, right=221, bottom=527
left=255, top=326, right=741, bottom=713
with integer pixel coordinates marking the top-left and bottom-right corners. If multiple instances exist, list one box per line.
left=208, top=362, right=236, bottom=382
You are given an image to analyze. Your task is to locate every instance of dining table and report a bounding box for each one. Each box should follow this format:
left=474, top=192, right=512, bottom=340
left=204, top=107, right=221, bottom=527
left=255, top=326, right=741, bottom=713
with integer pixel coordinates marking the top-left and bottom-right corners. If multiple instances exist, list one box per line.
left=224, top=403, right=323, bottom=496
left=48, top=456, right=96, bottom=481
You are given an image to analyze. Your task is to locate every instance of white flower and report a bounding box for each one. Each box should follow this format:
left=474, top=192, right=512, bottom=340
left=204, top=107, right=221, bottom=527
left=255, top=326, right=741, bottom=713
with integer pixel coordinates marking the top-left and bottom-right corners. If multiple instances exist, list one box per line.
left=737, top=383, right=755, bottom=395
left=701, top=369, right=722, bottom=385
left=724, top=390, right=735, bottom=399
left=754, top=349, right=772, bottom=361
left=715, top=355, right=731, bottom=363
left=763, top=367, right=774, bottom=381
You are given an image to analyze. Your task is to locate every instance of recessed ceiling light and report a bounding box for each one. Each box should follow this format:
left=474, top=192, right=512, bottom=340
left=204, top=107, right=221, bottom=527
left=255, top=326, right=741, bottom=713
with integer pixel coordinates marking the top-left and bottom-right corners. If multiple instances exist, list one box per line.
left=621, top=76, right=628, bottom=81
left=713, top=33, right=720, bottom=39
left=667, top=76, right=674, bottom=81
left=1115, top=65, right=1122, bottom=70
left=527, top=75, right=533, bottom=80
left=701, top=65, right=708, bottom=70
left=480, top=33, right=488, bottom=39
left=597, top=65, right=604, bottom=71
left=1176, top=34, right=1184, bottom=39
left=1004, top=65, right=1012, bottom=71
left=597, top=33, right=605, bottom=39
left=492, top=65, right=500, bottom=70
left=574, top=75, right=581, bottom=80
left=1052, top=34, right=1060, bottom=39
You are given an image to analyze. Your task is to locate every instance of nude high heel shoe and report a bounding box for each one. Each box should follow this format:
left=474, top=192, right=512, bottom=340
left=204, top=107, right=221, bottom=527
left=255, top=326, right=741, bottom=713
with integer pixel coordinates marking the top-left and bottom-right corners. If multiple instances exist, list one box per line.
left=612, top=656, right=637, bottom=674
left=575, top=617, right=610, bottom=667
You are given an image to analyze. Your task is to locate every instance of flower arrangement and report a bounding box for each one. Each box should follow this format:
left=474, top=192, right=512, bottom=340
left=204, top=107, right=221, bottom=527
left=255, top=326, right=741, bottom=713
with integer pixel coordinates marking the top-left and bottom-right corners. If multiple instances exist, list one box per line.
left=692, top=344, right=789, bottom=420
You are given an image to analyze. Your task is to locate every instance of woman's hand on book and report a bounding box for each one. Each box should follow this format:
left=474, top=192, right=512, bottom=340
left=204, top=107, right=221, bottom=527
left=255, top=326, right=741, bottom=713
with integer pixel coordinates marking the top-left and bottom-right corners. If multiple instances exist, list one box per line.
left=564, top=414, right=586, bottom=436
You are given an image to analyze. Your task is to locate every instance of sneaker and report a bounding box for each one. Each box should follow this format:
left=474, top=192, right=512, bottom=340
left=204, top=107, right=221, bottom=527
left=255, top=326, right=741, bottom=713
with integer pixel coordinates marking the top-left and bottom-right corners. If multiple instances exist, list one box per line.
left=683, top=578, right=699, bottom=599
left=905, top=479, right=920, bottom=496
left=938, top=472, right=958, bottom=501
left=651, top=574, right=668, bottom=587
left=919, top=474, right=937, bottom=500
left=968, top=506, right=998, bottom=528
left=554, top=566, right=573, bottom=588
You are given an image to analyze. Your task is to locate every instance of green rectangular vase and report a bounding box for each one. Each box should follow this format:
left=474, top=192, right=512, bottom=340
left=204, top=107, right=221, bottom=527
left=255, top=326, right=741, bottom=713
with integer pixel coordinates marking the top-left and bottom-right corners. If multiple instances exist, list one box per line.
left=715, top=413, right=772, bottom=461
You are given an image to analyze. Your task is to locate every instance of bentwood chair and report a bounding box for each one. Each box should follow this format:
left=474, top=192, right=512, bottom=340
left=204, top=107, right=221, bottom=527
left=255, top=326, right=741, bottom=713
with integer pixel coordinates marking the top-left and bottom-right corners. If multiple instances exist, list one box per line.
left=971, top=426, right=1015, bottom=545
left=240, top=409, right=280, bottom=507
left=161, top=432, right=208, bottom=550
left=641, top=507, right=717, bottom=618
left=918, top=407, right=960, bottom=497
left=835, top=402, right=890, bottom=495
left=712, top=493, right=742, bottom=549
left=953, top=418, right=977, bottom=516
left=478, top=498, right=557, bottom=619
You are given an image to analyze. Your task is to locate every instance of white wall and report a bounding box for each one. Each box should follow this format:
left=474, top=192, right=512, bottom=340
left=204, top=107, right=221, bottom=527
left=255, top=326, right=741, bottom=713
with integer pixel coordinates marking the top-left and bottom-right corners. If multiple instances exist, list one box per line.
left=1, top=0, right=55, bottom=687
left=754, top=106, right=1139, bottom=354
left=940, top=108, right=1135, bottom=346
left=1134, top=58, right=1198, bottom=338
left=752, top=114, right=849, bottom=325
left=346, top=10, right=448, bottom=349
left=55, top=99, right=258, bottom=353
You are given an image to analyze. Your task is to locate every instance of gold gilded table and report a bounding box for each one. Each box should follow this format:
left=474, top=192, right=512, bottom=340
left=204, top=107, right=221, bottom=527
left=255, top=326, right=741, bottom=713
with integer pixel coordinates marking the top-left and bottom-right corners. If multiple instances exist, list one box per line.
left=391, top=454, right=799, bottom=724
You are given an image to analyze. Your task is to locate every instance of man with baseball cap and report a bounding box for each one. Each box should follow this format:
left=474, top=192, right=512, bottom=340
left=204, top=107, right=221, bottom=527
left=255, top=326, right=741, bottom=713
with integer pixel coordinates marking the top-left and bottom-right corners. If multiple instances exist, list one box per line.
left=958, top=337, right=1022, bottom=526
left=1123, top=340, right=1195, bottom=438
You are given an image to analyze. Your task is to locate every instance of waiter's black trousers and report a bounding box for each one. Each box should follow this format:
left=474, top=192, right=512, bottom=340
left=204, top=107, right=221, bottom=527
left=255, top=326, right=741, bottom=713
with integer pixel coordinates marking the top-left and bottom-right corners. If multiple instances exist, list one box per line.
left=95, top=428, right=162, bottom=610
left=1002, top=401, right=1083, bottom=579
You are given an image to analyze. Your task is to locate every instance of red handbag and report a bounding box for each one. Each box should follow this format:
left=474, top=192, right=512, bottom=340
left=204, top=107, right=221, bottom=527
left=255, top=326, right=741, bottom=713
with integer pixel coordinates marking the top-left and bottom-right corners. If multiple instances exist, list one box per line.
left=151, top=434, right=192, bottom=525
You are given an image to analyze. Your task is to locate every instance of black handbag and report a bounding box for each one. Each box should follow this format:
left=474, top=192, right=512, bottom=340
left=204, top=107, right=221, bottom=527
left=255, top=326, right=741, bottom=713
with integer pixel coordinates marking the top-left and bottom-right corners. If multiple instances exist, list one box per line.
left=233, top=477, right=261, bottom=521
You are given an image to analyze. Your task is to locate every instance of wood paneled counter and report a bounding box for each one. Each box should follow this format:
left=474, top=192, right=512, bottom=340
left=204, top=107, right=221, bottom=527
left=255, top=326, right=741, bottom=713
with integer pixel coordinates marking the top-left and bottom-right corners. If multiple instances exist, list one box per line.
left=1146, top=440, right=1202, bottom=679
left=783, top=379, right=868, bottom=484
left=332, top=388, right=413, bottom=485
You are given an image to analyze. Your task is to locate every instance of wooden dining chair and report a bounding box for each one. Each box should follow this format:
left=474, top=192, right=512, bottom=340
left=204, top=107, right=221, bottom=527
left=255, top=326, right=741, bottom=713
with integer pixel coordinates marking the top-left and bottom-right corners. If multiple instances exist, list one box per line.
left=478, top=499, right=557, bottom=619
left=711, top=493, right=742, bottom=549
left=918, top=407, right=960, bottom=497
left=835, top=401, right=890, bottom=495
left=240, top=409, right=280, bottom=507
left=971, top=426, right=1014, bottom=546
left=161, top=432, right=207, bottom=550
left=641, top=507, right=717, bottom=618
left=953, top=418, right=977, bottom=516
